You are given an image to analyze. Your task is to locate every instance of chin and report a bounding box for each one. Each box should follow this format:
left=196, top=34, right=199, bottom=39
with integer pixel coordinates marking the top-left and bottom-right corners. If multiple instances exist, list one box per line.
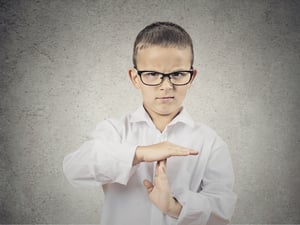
left=156, top=106, right=180, bottom=116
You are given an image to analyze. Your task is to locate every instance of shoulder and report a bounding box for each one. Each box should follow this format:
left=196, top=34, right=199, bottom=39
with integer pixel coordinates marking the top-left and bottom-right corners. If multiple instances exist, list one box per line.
left=193, top=122, right=219, bottom=138
left=89, top=113, right=132, bottom=139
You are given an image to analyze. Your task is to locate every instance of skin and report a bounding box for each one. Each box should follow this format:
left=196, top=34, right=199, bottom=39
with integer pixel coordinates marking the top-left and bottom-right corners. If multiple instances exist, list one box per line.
left=128, top=45, right=199, bottom=218
left=129, top=46, right=197, bottom=131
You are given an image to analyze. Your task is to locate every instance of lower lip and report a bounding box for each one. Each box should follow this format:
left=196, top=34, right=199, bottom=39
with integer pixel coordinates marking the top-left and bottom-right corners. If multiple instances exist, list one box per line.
left=156, top=97, right=174, bottom=103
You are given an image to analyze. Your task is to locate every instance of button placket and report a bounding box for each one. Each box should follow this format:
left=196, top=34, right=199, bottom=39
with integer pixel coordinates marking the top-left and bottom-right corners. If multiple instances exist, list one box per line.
left=158, top=131, right=168, bottom=142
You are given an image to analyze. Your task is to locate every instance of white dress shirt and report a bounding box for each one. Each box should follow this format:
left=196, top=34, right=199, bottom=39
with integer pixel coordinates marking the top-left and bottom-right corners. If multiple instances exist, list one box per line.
left=63, top=106, right=237, bottom=225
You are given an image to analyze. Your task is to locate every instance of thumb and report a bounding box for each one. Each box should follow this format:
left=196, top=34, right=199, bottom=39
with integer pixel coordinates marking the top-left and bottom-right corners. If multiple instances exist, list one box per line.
left=143, top=179, right=154, bottom=193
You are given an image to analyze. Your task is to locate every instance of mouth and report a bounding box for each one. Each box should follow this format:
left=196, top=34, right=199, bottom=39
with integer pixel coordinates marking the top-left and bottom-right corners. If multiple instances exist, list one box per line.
left=156, top=96, right=175, bottom=103
left=156, top=96, right=174, bottom=100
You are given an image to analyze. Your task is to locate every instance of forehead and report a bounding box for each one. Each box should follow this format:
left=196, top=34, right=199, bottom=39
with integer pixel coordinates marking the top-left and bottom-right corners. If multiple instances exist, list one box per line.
left=136, top=46, right=192, bottom=70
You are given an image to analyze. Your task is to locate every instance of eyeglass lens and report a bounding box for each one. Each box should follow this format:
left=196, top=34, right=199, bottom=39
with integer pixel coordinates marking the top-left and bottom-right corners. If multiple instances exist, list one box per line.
left=140, top=71, right=192, bottom=86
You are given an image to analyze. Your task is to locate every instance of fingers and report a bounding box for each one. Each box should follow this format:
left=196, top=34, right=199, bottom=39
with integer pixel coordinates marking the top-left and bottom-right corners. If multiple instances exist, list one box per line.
left=155, top=161, right=160, bottom=177
left=172, top=145, right=199, bottom=156
left=143, top=179, right=154, bottom=193
left=136, top=142, right=199, bottom=164
left=189, top=150, right=199, bottom=155
left=160, top=161, right=166, bottom=175
left=155, top=160, right=166, bottom=177
left=154, top=160, right=170, bottom=193
left=160, top=159, right=167, bottom=166
left=156, top=160, right=167, bottom=178
left=159, top=159, right=167, bottom=173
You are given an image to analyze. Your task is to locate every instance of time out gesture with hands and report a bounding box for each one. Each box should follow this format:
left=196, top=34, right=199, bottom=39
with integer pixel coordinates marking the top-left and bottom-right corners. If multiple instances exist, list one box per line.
left=133, top=141, right=198, bottom=165
left=133, top=142, right=199, bottom=218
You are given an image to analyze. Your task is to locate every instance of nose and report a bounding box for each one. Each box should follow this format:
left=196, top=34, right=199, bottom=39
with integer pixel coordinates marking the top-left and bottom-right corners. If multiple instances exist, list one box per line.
left=160, top=77, right=174, bottom=89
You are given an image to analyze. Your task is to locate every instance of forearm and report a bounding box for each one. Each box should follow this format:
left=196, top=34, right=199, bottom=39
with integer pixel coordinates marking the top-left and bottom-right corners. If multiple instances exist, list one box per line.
left=174, top=188, right=236, bottom=225
left=132, top=146, right=144, bottom=165
left=166, top=197, right=182, bottom=219
left=63, top=140, right=137, bottom=186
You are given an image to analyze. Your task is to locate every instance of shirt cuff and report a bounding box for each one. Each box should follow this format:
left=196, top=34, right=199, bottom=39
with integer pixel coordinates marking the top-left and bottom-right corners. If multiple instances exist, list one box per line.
left=92, top=140, right=138, bottom=185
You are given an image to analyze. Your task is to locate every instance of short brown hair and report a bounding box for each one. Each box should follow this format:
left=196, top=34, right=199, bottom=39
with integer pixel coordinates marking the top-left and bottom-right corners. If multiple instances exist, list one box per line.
left=133, top=22, right=194, bottom=67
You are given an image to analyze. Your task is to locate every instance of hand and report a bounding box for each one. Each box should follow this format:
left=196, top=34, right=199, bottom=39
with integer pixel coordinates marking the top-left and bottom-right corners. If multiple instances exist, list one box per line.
left=133, top=141, right=198, bottom=165
left=143, top=160, right=182, bottom=218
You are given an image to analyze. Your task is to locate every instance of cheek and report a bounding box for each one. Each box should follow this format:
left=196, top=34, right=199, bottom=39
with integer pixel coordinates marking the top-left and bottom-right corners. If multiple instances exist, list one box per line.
left=141, top=87, right=155, bottom=100
left=176, top=87, right=189, bottom=99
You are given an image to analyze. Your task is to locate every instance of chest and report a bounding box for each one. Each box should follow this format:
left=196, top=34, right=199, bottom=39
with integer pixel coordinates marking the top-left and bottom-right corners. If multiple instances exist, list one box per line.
left=122, top=125, right=210, bottom=191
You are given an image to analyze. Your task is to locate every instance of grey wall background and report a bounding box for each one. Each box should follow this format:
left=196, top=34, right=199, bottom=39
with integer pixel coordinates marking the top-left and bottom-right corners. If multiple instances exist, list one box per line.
left=0, top=0, right=299, bottom=224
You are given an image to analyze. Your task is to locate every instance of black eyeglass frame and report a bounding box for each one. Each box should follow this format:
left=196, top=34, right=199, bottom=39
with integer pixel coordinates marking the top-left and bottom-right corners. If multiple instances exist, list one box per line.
left=134, top=67, right=194, bottom=86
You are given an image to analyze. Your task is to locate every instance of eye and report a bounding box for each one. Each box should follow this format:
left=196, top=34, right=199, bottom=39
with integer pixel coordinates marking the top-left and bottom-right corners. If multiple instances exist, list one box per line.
left=172, top=72, right=183, bottom=77
left=143, top=72, right=161, bottom=77
left=171, top=72, right=188, bottom=78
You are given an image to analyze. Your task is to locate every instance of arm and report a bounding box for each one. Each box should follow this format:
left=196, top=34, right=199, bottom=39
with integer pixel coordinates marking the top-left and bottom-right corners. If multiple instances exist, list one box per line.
left=142, top=144, right=236, bottom=224
left=174, top=145, right=237, bottom=225
left=63, top=120, right=137, bottom=187
left=136, top=142, right=199, bottom=217
left=63, top=120, right=198, bottom=187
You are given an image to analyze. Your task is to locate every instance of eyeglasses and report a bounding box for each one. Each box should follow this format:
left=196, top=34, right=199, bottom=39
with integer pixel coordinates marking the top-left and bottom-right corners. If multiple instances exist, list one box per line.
left=135, top=68, right=194, bottom=86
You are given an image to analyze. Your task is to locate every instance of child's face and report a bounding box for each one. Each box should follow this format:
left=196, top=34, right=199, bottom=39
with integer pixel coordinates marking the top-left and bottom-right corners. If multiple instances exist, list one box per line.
left=129, top=46, right=197, bottom=118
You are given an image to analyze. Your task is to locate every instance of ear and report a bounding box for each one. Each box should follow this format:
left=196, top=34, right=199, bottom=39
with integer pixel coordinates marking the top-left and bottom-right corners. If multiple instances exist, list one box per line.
left=128, top=68, right=141, bottom=89
left=189, top=69, right=198, bottom=85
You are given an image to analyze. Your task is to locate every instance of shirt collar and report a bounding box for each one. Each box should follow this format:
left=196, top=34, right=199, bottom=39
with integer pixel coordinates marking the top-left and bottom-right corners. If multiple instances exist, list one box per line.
left=129, top=105, right=195, bottom=128
left=168, top=107, right=195, bottom=128
left=129, top=105, right=151, bottom=122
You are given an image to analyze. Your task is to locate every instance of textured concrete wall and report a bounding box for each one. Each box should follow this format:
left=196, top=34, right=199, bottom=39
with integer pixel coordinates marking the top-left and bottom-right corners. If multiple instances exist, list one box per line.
left=0, top=0, right=299, bottom=224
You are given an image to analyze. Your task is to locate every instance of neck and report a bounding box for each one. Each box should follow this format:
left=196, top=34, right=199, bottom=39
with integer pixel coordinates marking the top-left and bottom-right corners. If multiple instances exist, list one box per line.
left=143, top=105, right=182, bottom=133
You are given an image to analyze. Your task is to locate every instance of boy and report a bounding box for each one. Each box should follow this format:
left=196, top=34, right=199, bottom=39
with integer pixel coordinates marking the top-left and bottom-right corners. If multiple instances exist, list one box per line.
left=63, top=22, right=236, bottom=225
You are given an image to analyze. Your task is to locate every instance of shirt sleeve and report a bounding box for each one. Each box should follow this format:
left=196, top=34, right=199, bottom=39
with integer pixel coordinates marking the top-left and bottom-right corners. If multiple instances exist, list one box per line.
left=62, top=119, right=138, bottom=187
left=173, top=144, right=237, bottom=225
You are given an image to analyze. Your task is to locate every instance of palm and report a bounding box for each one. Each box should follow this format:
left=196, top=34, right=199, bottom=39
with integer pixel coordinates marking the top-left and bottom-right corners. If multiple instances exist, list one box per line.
left=144, top=160, right=173, bottom=213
